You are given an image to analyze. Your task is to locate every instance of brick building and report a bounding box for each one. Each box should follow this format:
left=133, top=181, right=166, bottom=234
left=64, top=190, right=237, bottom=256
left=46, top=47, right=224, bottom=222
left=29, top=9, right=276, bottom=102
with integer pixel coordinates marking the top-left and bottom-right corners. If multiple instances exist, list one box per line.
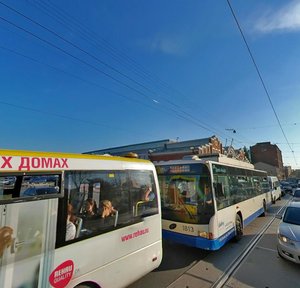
left=250, top=142, right=284, bottom=179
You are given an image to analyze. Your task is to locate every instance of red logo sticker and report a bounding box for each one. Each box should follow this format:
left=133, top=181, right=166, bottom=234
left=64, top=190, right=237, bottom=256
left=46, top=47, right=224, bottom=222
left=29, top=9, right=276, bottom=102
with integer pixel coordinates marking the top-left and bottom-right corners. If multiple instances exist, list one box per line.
left=49, top=260, right=74, bottom=288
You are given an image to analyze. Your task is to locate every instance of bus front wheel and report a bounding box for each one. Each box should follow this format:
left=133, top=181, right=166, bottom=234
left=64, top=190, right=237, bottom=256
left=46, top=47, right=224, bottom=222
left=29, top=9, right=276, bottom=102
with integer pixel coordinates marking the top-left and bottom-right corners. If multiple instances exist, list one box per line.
left=234, top=214, right=243, bottom=241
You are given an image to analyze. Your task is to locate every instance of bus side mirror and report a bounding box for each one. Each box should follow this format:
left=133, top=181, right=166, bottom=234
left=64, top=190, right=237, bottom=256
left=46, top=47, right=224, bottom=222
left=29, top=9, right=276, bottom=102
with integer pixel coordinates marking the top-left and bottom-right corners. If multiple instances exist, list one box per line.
left=275, top=214, right=282, bottom=219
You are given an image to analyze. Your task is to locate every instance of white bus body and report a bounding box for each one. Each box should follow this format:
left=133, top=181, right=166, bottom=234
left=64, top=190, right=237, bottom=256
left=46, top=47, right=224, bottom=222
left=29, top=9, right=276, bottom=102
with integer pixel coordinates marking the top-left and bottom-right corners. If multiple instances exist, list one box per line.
left=267, top=176, right=282, bottom=203
left=155, top=155, right=271, bottom=250
left=0, top=150, right=162, bottom=288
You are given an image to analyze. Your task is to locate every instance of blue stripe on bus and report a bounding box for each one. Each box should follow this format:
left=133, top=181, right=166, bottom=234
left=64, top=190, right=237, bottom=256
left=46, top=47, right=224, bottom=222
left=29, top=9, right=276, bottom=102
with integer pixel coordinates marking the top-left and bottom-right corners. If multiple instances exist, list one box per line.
left=163, top=207, right=265, bottom=250
left=244, top=207, right=264, bottom=226
left=162, top=228, right=235, bottom=250
left=266, top=201, right=272, bottom=209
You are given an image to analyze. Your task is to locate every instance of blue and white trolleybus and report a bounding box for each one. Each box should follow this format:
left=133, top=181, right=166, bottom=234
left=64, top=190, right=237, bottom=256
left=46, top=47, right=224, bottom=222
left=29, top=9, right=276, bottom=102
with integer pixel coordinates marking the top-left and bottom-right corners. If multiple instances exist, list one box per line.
left=155, top=154, right=271, bottom=250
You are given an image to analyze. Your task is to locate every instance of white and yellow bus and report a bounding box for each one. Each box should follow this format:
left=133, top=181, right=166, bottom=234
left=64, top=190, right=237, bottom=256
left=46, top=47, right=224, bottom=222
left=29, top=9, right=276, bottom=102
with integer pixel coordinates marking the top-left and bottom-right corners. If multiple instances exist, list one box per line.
left=155, top=155, right=272, bottom=250
left=0, top=149, right=162, bottom=288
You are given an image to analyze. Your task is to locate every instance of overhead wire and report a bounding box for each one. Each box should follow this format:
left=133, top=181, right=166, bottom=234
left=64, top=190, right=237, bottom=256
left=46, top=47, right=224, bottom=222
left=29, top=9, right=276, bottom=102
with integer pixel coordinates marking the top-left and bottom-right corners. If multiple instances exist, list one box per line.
left=0, top=1, right=157, bottom=103
left=0, top=43, right=215, bottom=135
left=0, top=99, right=148, bottom=137
left=33, top=0, right=205, bottom=107
left=29, top=0, right=250, bottom=143
left=0, top=1, right=237, bottom=141
left=235, top=122, right=299, bottom=130
left=0, top=15, right=223, bottom=136
left=226, top=0, right=298, bottom=166
left=2, top=0, right=192, bottom=112
left=30, top=0, right=168, bottom=91
left=1, top=0, right=266, bottom=148
left=25, top=0, right=235, bottom=140
left=0, top=44, right=159, bottom=110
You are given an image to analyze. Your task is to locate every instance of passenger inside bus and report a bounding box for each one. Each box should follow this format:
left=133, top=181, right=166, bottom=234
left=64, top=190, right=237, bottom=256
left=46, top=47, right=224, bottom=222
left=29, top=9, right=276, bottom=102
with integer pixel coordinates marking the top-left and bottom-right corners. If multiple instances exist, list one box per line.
left=141, top=186, right=155, bottom=201
left=83, top=198, right=98, bottom=218
left=63, top=170, right=158, bottom=240
left=0, top=226, right=13, bottom=257
left=100, top=200, right=117, bottom=219
left=134, top=186, right=157, bottom=216
left=66, top=203, right=76, bottom=241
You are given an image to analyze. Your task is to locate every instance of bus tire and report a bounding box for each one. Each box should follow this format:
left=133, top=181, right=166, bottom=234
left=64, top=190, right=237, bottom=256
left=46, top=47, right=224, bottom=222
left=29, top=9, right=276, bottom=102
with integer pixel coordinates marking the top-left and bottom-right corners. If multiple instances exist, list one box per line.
left=74, top=283, right=100, bottom=288
left=260, top=200, right=267, bottom=217
left=234, top=214, right=243, bottom=241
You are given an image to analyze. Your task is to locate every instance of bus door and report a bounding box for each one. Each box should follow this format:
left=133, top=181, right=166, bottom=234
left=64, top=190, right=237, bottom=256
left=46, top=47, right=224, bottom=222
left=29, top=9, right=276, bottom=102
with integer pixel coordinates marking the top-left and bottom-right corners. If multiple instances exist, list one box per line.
left=0, top=174, right=61, bottom=288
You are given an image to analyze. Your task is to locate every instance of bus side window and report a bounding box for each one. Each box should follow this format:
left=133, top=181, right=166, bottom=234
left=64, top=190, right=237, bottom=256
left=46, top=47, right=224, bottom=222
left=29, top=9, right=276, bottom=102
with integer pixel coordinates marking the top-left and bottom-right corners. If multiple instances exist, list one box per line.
left=134, top=185, right=157, bottom=217
left=61, top=169, right=159, bottom=245
left=1, top=176, right=21, bottom=199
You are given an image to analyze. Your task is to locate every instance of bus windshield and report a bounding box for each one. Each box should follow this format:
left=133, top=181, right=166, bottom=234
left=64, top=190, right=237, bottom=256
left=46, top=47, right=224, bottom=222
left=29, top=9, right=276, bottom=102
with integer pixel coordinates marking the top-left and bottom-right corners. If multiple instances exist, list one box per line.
left=157, top=163, right=214, bottom=224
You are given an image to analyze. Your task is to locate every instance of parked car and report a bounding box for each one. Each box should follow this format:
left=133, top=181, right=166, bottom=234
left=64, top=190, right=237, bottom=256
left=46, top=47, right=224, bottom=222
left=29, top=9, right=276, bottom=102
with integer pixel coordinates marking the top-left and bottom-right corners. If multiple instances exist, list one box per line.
left=276, top=201, right=300, bottom=264
left=292, top=188, right=300, bottom=202
left=29, top=176, right=48, bottom=184
left=287, top=177, right=298, bottom=185
left=280, top=181, right=293, bottom=195
left=21, top=186, right=59, bottom=197
left=1, top=176, right=16, bottom=185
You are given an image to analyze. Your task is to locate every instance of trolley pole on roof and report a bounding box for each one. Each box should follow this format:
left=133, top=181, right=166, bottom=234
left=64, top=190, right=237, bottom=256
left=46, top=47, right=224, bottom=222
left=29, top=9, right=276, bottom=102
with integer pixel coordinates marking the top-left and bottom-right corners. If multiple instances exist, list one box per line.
left=225, top=128, right=236, bottom=147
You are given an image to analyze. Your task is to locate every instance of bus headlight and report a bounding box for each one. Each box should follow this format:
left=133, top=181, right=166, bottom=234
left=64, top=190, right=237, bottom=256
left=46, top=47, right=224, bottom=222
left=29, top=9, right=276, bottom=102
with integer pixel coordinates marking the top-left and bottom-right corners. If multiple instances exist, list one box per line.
left=199, top=231, right=214, bottom=239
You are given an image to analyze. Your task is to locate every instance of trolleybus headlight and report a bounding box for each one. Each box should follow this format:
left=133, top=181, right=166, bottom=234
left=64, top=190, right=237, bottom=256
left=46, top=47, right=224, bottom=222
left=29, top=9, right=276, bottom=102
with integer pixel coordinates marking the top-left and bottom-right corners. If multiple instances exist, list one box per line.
left=199, top=231, right=214, bottom=239
left=199, top=231, right=207, bottom=238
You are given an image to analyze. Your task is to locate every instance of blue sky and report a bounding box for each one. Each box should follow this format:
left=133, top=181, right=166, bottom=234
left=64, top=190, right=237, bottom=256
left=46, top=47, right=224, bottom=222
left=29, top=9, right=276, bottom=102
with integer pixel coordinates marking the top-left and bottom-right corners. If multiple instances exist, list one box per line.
left=1, top=0, right=300, bottom=168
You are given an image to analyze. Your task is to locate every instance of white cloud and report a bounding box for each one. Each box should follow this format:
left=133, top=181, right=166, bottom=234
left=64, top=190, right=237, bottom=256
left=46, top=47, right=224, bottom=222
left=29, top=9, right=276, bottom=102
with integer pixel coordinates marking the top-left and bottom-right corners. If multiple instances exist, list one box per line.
left=255, top=0, right=300, bottom=33
left=149, top=36, right=184, bottom=55
left=137, top=34, right=187, bottom=56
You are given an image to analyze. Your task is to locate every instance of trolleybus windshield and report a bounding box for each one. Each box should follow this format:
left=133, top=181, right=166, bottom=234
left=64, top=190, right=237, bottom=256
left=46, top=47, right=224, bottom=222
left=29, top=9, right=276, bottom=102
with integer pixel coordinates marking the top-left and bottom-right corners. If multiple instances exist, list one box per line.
left=156, top=163, right=214, bottom=224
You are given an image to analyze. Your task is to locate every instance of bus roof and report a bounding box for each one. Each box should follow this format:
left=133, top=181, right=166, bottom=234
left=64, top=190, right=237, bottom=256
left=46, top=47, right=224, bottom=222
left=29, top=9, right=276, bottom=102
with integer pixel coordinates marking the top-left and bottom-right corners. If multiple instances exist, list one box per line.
left=0, top=149, right=148, bottom=162
left=154, top=155, right=268, bottom=173
left=0, top=149, right=152, bottom=173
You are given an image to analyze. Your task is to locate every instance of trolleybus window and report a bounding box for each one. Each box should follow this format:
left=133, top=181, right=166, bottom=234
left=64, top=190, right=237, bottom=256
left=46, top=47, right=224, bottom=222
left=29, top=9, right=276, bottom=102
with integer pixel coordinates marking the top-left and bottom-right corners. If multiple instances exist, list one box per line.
left=212, top=164, right=270, bottom=210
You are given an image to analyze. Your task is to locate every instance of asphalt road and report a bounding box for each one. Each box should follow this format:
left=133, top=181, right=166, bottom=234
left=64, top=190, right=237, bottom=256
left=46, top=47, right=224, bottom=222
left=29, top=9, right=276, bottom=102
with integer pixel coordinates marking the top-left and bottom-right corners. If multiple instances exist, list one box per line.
left=128, top=194, right=299, bottom=288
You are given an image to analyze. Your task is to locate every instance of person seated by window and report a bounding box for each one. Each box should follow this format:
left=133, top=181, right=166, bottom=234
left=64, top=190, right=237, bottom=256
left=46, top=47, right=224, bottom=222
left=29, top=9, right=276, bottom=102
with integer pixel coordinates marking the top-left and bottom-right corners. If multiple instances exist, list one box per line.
left=141, top=186, right=155, bottom=201
left=66, top=203, right=76, bottom=241
left=100, top=200, right=117, bottom=219
left=83, top=198, right=98, bottom=218
left=0, top=226, right=13, bottom=257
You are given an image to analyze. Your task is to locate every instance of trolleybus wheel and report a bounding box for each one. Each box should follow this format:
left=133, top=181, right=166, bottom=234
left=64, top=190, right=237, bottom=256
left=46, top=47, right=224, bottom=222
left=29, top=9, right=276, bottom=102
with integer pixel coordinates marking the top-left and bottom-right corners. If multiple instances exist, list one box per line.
left=234, top=214, right=243, bottom=241
left=260, top=200, right=267, bottom=217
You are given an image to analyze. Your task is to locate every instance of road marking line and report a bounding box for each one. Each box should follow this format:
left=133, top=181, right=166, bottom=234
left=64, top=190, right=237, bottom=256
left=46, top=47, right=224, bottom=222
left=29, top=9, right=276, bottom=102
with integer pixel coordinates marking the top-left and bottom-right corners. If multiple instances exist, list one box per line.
left=256, top=245, right=277, bottom=253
